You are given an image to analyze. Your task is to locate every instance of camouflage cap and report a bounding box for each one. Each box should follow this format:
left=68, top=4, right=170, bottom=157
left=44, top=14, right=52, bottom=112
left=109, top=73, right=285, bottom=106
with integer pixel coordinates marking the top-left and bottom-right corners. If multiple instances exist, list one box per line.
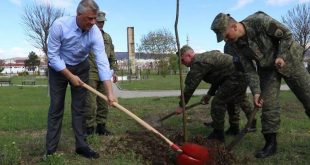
left=97, top=11, right=107, bottom=22
left=177, top=45, right=193, bottom=57
left=211, top=13, right=230, bottom=42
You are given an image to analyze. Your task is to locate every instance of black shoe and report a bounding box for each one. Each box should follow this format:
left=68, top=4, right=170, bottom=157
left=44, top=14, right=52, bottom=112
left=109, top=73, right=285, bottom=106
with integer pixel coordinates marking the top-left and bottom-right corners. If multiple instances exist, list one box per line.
left=43, top=150, right=56, bottom=160
left=203, top=121, right=213, bottom=127
left=86, top=127, right=95, bottom=136
left=225, top=126, right=240, bottom=135
left=46, top=150, right=55, bottom=155
left=255, top=133, right=277, bottom=158
left=96, top=124, right=113, bottom=136
left=247, top=119, right=257, bottom=132
left=75, top=147, right=99, bottom=159
left=207, top=129, right=224, bottom=142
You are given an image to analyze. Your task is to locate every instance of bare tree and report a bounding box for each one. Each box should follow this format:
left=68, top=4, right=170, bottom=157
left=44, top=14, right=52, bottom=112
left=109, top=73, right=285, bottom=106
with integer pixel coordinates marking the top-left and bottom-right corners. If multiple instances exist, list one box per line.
left=139, top=28, right=177, bottom=55
left=138, top=28, right=177, bottom=76
left=282, top=3, right=310, bottom=53
left=21, top=1, right=64, bottom=56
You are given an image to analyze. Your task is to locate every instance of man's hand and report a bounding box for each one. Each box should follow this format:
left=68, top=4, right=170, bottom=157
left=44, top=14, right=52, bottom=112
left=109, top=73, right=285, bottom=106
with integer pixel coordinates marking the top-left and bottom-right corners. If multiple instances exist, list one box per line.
left=103, top=80, right=117, bottom=106
left=201, top=94, right=212, bottom=105
left=68, top=75, right=84, bottom=87
left=60, top=68, right=84, bottom=87
left=112, top=73, right=118, bottom=83
left=253, top=93, right=263, bottom=108
left=175, top=106, right=184, bottom=114
left=107, top=93, right=117, bottom=106
left=275, top=57, right=285, bottom=69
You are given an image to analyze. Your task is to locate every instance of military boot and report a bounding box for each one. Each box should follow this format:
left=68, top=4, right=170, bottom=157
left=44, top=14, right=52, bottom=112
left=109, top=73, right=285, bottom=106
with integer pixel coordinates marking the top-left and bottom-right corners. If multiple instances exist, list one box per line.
left=207, top=129, right=224, bottom=142
left=96, top=124, right=113, bottom=136
left=225, top=126, right=240, bottom=135
left=86, top=127, right=95, bottom=136
left=248, top=119, right=257, bottom=132
left=255, top=133, right=277, bottom=158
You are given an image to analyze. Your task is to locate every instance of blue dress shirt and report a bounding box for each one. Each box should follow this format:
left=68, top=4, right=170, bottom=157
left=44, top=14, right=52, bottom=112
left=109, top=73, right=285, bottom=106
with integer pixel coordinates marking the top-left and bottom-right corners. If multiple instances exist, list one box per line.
left=48, top=16, right=111, bottom=81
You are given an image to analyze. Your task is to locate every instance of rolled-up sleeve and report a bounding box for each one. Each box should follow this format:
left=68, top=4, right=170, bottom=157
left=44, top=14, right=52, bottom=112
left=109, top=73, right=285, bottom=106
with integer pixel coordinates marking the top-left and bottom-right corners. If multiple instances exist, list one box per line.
left=47, top=21, right=66, bottom=71
left=92, top=27, right=112, bottom=81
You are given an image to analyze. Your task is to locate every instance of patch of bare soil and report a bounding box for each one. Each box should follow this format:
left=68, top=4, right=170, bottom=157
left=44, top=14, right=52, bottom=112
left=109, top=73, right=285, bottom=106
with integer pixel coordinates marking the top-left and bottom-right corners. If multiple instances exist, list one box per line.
left=104, top=127, right=236, bottom=165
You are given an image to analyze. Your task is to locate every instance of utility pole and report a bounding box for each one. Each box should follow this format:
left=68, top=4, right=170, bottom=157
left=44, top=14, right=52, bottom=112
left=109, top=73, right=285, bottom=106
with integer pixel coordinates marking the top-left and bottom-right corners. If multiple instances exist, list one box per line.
left=186, top=34, right=190, bottom=45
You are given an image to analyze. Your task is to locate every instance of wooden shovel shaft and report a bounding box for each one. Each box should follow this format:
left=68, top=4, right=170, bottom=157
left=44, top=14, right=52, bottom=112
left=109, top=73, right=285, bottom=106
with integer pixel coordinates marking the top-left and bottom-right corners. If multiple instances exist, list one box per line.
left=158, top=102, right=202, bottom=122
left=82, top=83, right=182, bottom=152
left=226, top=107, right=260, bottom=151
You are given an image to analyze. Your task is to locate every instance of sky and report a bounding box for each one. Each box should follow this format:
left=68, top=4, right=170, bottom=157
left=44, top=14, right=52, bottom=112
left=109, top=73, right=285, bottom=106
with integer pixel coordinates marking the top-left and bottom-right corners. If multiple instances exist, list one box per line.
left=0, top=0, right=309, bottom=59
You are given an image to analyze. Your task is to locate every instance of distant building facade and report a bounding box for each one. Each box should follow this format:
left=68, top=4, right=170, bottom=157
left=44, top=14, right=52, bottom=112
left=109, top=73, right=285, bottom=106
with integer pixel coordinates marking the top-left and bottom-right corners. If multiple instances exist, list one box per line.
left=0, top=52, right=173, bottom=75
left=0, top=57, right=47, bottom=75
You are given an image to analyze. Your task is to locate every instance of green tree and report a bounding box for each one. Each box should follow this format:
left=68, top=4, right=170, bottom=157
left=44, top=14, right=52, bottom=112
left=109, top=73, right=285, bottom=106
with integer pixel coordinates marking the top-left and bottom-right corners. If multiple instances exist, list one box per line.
left=169, top=55, right=178, bottom=75
left=158, top=58, right=169, bottom=77
left=24, top=51, right=41, bottom=74
left=0, top=60, right=4, bottom=73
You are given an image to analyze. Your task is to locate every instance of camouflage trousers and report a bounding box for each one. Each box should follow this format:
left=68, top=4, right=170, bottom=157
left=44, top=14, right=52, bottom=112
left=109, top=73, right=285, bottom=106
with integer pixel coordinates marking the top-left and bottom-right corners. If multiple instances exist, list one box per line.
left=211, top=72, right=248, bottom=130
left=84, top=79, right=109, bottom=128
left=227, top=94, right=253, bottom=128
left=259, top=61, right=310, bottom=134
left=282, top=63, right=310, bottom=119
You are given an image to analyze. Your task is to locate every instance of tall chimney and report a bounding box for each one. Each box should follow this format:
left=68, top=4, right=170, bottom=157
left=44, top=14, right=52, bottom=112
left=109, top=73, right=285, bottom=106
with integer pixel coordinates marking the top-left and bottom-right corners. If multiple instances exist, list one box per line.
left=127, top=27, right=135, bottom=74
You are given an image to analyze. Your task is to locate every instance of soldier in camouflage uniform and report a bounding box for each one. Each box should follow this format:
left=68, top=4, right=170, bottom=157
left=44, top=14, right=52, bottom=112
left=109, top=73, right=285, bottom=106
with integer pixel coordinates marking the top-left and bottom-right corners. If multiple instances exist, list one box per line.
left=224, top=43, right=256, bottom=134
left=203, top=43, right=257, bottom=135
left=85, top=11, right=118, bottom=136
left=211, top=11, right=310, bottom=158
left=175, top=45, right=248, bottom=142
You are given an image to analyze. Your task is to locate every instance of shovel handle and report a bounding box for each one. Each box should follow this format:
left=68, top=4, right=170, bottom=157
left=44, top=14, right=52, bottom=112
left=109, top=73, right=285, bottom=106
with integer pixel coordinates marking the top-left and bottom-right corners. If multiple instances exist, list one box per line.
left=158, top=102, right=202, bottom=122
left=82, top=83, right=182, bottom=152
left=226, top=107, right=260, bottom=151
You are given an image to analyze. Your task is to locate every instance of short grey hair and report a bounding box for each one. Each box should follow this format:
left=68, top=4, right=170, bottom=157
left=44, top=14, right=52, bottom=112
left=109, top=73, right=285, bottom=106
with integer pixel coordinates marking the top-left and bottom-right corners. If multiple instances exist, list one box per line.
left=77, top=0, right=99, bottom=14
left=179, top=45, right=193, bottom=56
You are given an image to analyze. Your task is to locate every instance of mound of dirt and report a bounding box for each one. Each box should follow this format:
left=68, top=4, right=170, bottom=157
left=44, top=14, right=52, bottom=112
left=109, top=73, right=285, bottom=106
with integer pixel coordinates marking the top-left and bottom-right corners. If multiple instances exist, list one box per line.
left=105, top=129, right=236, bottom=165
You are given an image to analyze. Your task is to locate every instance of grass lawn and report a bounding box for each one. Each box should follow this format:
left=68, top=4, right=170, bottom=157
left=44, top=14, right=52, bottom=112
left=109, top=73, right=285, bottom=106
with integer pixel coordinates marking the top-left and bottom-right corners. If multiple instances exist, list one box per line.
left=0, top=86, right=309, bottom=164
left=117, top=74, right=210, bottom=90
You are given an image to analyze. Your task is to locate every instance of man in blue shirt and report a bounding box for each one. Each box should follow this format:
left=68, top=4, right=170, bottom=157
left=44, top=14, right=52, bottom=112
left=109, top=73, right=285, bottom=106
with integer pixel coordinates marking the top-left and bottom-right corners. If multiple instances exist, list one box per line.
left=45, top=0, right=115, bottom=159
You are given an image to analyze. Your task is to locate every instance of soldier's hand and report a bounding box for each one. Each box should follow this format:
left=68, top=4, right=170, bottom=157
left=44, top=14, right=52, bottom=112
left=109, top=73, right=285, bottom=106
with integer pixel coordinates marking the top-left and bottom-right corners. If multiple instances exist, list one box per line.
left=253, top=93, right=263, bottom=108
left=112, top=74, right=118, bottom=83
left=275, top=57, right=285, bottom=69
left=201, top=94, right=211, bottom=105
left=175, top=106, right=184, bottom=114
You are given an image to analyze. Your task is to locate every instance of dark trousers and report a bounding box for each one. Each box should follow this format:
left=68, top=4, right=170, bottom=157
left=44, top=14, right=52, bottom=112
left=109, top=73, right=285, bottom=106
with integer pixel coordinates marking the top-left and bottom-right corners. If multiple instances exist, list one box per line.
left=46, top=60, right=89, bottom=152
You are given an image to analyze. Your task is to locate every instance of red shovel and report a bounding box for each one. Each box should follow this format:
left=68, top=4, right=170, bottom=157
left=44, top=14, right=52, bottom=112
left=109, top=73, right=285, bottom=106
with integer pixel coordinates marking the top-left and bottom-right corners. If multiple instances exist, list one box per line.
left=83, top=83, right=211, bottom=165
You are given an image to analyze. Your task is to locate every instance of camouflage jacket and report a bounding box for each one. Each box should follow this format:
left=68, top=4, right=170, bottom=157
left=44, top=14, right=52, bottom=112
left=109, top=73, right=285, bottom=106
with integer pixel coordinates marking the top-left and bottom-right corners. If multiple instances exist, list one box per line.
left=89, top=30, right=117, bottom=80
left=180, top=50, right=236, bottom=106
left=230, top=11, right=304, bottom=94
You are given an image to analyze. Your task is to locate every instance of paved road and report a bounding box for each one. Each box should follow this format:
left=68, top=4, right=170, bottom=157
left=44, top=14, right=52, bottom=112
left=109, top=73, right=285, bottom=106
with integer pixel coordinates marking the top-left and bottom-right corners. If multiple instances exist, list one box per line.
left=113, top=84, right=291, bottom=98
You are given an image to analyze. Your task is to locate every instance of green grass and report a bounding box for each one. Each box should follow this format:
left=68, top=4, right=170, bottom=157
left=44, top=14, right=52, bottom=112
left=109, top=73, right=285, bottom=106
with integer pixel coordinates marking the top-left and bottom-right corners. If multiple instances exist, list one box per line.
left=117, top=74, right=210, bottom=90
left=0, top=86, right=309, bottom=164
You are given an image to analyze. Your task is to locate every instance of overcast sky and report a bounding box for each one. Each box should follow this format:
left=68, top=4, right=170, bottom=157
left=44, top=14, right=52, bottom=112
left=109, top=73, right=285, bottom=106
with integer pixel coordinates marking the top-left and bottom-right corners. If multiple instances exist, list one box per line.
left=0, top=0, right=309, bottom=59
